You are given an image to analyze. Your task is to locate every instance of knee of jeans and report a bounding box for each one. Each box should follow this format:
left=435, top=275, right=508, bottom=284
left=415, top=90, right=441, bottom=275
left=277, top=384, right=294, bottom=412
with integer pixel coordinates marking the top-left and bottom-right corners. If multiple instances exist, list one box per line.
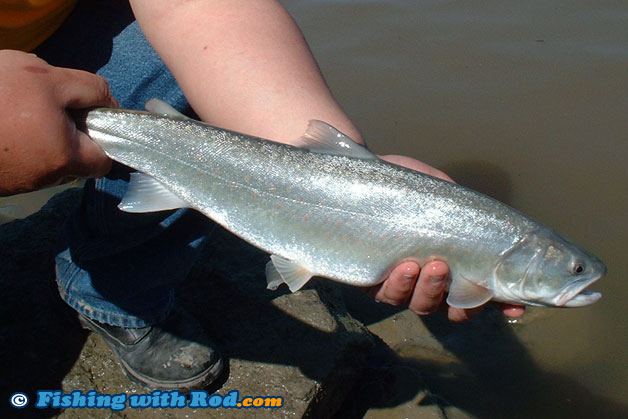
left=55, top=249, right=81, bottom=297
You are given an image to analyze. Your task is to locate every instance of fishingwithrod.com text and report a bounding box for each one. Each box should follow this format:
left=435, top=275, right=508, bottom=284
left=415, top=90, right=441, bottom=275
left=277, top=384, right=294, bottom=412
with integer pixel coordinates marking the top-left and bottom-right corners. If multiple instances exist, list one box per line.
left=10, top=390, right=283, bottom=411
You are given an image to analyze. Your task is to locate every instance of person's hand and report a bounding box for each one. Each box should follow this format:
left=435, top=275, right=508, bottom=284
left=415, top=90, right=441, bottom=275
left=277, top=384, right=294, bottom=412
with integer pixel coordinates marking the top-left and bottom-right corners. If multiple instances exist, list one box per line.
left=0, top=50, right=117, bottom=196
left=367, top=154, right=526, bottom=322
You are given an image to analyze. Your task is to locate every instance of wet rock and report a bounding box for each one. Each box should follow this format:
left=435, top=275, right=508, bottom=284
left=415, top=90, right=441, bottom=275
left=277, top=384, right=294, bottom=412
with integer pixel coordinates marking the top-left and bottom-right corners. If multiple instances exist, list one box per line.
left=338, top=287, right=474, bottom=419
left=0, top=189, right=377, bottom=418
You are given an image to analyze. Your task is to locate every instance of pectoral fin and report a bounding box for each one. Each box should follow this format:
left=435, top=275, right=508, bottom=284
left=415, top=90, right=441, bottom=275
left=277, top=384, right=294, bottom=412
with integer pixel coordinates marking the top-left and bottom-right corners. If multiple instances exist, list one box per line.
left=265, top=255, right=313, bottom=292
left=446, top=275, right=494, bottom=308
left=119, top=173, right=188, bottom=213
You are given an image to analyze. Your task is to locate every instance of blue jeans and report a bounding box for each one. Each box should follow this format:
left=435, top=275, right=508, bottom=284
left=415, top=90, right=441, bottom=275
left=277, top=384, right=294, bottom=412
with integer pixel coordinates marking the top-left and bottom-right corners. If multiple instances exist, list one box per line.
left=36, top=1, right=213, bottom=327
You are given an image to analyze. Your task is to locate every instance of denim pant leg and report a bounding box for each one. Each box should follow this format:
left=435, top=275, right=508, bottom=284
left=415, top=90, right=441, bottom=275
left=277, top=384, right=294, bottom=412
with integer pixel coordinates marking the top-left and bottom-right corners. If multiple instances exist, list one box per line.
left=34, top=1, right=212, bottom=327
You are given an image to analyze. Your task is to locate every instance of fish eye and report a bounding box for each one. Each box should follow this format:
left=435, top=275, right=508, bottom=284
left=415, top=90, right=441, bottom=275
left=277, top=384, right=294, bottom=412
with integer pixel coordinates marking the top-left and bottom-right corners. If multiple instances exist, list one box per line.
left=572, top=262, right=585, bottom=275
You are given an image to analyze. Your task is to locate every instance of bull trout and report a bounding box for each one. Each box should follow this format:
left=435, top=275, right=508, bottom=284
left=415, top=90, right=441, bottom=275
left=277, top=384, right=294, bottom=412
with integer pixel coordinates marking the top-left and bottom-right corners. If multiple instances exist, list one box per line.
left=84, top=99, right=606, bottom=309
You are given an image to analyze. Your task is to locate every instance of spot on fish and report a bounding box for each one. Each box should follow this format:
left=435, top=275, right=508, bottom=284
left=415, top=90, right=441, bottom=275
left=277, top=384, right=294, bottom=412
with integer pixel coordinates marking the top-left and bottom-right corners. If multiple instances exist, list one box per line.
left=244, top=175, right=251, bottom=182
left=276, top=204, right=282, bottom=209
left=230, top=182, right=237, bottom=189
left=269, top=187, right=276, bottom=193
left=303, top=215, right=310, bottom=222
left=251, top=192, right=257, bottom=199
left=337, top=221, right=343, bottom=227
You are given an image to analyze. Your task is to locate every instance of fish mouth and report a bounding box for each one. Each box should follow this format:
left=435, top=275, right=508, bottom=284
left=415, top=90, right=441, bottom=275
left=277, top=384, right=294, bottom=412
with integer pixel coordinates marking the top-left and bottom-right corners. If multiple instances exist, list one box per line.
left=556, top=277, right=603, bottom=307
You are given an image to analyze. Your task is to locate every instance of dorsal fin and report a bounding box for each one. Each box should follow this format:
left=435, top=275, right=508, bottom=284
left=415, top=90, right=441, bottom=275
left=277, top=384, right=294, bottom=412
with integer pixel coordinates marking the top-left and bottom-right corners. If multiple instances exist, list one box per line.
left=295, top=120, right=378, bottom=160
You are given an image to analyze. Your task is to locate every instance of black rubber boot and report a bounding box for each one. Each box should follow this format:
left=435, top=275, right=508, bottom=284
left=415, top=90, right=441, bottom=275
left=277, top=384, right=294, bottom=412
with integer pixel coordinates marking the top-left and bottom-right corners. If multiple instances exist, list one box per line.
left=78, top=306, right=223, bottom=391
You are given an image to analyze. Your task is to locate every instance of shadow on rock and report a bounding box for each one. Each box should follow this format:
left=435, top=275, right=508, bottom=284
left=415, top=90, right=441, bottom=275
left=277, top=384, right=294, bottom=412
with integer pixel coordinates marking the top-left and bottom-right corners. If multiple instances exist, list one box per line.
left=0, top=189, right=376, bottom=418
left=179, top=224, right=376, bottom=395
left=0, top=189, right=88, bottom=418
left=338, top=284, right=628, bottom=417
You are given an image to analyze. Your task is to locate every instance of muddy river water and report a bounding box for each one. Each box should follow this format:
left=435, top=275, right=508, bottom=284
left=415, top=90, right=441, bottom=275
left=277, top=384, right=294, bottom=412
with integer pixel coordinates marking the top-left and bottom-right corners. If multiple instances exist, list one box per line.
left=1, top=1, right=625, bottom=417
left=281, top=0, right=626, bottom=416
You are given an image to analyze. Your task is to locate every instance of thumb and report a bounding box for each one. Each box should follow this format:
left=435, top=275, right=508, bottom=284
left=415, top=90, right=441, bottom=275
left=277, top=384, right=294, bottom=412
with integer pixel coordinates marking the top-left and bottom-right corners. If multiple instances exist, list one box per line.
left=65, top=127, right=112, bottom=179
left=55, top=67, right=117, bottom=109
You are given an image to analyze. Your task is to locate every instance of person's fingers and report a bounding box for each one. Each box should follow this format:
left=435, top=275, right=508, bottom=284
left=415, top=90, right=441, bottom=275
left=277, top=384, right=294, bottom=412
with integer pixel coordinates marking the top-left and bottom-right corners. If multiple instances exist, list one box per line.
left=65, top=126, right=112, bottom=179
left=446, top=303, right=524, bottom=323
left=446, top=306, right=481, bottom=322
left=378, top=154, right=455, bottom=183
left=408, top=260, right=448, bottom=315
left=373, top=261, right=420, bottom=306
left=55, top=67, right=117, bottom=109
left=498, top=304, right=526, bottom=318
left=51, top=67, right=115, bottom=179
left=370, top=260, right=525, bottom=323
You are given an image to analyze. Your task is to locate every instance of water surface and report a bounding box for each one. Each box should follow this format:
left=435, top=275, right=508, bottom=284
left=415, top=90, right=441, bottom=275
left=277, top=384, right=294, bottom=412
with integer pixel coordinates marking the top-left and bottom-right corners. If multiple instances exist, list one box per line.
left=283, top=0, right=627, bottom=416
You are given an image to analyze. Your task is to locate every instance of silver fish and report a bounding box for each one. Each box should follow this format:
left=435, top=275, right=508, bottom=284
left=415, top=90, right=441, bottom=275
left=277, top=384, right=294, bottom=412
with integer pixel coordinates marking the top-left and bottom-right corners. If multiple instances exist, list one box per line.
left=84, top=99, right=606, bottom=309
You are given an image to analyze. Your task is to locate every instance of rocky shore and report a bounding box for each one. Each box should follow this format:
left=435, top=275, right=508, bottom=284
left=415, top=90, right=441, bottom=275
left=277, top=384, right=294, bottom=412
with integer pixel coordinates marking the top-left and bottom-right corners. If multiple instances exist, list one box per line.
left=0, top=189, right=467, bottom=418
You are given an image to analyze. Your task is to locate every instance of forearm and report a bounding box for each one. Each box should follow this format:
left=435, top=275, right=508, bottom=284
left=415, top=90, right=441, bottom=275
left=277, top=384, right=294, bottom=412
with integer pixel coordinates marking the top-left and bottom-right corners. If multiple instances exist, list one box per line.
left=130, top=0, right=363, bottom=145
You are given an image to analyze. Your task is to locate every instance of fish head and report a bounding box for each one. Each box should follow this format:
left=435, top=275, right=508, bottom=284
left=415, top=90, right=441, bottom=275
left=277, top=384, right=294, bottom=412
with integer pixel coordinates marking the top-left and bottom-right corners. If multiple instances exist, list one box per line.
left=493, top=228, right=606, bottom=307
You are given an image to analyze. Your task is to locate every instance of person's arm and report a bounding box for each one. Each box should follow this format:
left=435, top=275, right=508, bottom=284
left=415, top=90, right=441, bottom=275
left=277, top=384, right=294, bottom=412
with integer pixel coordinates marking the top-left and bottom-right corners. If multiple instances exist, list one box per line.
left=129, top=0, right=524, bottom=321
left=0, top=50, right=115, bottom=196
left=130, top=0, right=359, bottom=144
